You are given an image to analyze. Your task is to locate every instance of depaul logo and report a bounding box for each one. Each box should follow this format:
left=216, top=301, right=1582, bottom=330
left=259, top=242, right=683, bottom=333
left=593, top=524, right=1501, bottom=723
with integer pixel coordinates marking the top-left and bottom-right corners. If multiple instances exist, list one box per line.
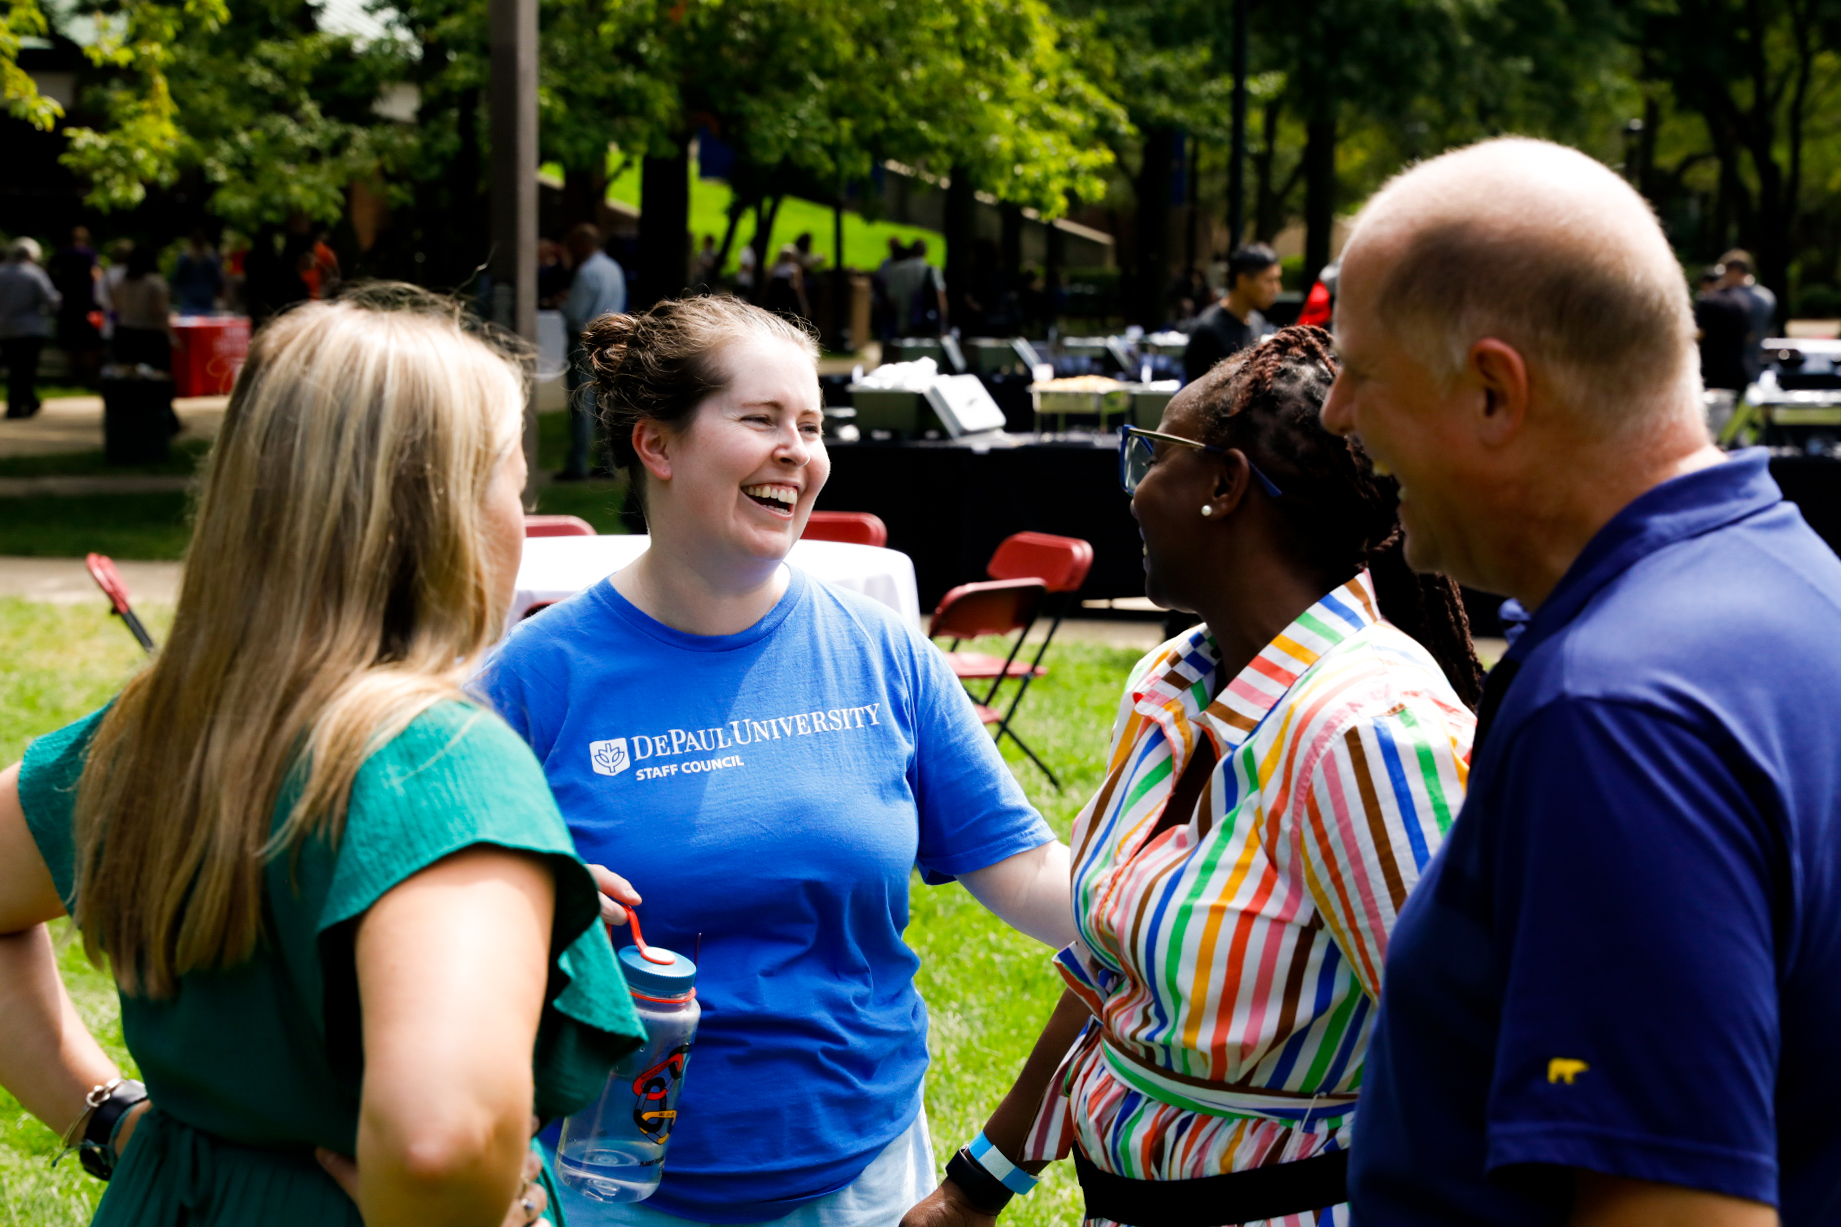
left=589, top=738, right=630, bottom=777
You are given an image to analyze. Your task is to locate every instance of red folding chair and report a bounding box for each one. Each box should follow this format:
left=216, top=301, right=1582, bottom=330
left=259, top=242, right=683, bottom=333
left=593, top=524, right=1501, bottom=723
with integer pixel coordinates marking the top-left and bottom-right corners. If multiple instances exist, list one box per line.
left=523, top=514, right=598, bottom=537
left=939, top=533, right=1093, bottom=787
left=802, top=510, right=889, bottom=548
left=930, top=576, right=1061, bottom=786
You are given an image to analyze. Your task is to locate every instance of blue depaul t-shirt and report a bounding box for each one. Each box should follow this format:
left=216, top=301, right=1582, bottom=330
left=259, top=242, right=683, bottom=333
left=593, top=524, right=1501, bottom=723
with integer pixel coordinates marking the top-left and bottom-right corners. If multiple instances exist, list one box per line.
left=478, top=567, right=1052, bottom=1222
left=1350, top=451, right=1841, bottom=1226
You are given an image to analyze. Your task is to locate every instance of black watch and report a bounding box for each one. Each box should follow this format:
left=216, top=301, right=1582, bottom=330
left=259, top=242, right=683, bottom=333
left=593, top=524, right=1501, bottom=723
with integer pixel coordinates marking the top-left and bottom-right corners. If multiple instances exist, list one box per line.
left=80, top=1079, right=148, bottom=1181
left=946, top=1146, right=1014, bottom=1215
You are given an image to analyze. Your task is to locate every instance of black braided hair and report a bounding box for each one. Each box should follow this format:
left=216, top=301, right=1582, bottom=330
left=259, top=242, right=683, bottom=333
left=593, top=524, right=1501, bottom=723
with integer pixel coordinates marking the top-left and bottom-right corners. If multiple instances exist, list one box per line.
left=1187, top=325, right=1485, bottom=708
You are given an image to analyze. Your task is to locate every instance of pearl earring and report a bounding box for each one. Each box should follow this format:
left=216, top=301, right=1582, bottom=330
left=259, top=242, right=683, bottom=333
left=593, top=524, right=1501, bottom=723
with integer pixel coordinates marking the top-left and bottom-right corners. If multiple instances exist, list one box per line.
left=1200, top=505, right=1214, bottom=517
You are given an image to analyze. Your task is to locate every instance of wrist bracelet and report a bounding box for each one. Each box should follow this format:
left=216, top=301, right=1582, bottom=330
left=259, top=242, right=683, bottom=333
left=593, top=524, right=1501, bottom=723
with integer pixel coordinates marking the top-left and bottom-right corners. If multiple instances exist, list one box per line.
left=945, top=1147, right=1013, bottom=1215
left=62, top=1078, right=147, bottom=1182
left=968, top=1132, right=1039, bottom=1196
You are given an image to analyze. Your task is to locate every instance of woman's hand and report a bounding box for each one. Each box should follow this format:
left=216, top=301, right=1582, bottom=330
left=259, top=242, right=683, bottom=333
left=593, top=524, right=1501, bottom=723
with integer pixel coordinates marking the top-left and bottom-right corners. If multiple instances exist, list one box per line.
left=317, top=1118, right=551, bottom=1227
left=901, top=1180, right=998, bottom=1227
left=587, top=864, right=641, bottom=928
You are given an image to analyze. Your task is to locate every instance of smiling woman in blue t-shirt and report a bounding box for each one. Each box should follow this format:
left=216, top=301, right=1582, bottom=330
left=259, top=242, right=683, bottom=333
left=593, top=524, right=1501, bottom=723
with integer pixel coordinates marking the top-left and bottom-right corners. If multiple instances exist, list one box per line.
left=478, top=296, right=1071, bottom=1226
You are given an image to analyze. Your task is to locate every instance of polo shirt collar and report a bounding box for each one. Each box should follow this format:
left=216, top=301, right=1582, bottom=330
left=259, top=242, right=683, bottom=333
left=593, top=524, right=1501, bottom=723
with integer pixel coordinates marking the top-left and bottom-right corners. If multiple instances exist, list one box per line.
left=1510, top=448, right=1779, bottom=662
left=1133, top=571, right=1381, bottom=757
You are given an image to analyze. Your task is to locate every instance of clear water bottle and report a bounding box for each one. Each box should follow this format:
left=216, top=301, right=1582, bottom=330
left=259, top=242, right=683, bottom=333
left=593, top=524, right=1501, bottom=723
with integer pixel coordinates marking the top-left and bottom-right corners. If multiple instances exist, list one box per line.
left=555, top=922, right=698, bottom=1206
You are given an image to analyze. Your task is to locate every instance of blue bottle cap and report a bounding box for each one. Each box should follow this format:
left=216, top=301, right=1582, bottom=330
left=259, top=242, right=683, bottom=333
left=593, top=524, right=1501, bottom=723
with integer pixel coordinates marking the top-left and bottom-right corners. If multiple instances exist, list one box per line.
left=618, top=944, right=697, bottom=998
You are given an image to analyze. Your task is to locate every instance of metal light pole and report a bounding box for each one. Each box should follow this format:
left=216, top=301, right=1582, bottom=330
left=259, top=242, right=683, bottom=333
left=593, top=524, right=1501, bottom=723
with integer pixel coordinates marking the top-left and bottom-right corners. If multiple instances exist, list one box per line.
left=1227, top=0, right=1248, bottom=255
left=489, top=0, right=539, bottom=491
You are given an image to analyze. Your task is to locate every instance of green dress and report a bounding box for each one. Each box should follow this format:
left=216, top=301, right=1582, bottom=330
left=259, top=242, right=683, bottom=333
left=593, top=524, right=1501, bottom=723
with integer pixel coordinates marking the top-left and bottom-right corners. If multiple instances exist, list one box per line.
left=18, top=700, right=646, bottom=1226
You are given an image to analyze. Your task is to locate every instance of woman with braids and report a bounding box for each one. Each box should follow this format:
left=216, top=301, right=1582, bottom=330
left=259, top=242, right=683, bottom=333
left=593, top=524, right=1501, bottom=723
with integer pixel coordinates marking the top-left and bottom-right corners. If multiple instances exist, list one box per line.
left=477, top=295, right=1072, bottom=1227
left=904, top=326, right=1480, bottom=1227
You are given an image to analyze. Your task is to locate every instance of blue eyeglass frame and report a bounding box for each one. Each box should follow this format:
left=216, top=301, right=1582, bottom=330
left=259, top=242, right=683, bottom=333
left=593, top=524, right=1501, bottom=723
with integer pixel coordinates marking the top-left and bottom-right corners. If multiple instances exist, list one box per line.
left=1118, top=426, right=1284, bottom=499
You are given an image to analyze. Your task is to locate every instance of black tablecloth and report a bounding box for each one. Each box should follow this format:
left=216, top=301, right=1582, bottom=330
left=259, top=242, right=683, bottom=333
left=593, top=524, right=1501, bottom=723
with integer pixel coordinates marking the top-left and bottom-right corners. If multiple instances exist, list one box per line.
left=821, top=442, right=1841, bottom=619
left=820, top=437, right=1137, bottom=608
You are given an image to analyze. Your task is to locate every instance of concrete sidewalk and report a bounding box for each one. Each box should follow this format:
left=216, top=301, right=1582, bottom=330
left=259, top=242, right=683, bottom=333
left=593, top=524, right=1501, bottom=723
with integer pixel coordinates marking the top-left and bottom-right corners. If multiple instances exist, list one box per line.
left=0, top=557, right=181, bottom=605
left=0, top=395, right=229, bottom=458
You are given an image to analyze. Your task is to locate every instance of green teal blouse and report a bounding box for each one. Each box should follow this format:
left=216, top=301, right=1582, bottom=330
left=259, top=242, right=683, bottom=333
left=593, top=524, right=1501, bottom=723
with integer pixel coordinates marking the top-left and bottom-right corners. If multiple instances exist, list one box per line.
left=19, top=700, right=644, bottom=1226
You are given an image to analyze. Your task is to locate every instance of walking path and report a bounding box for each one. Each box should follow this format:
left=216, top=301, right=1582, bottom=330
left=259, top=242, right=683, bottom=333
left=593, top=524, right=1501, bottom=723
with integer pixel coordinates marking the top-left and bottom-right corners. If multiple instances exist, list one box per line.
left=0, top=557, right=182, bottom=605
left=0, top=395, right=229, bottom=458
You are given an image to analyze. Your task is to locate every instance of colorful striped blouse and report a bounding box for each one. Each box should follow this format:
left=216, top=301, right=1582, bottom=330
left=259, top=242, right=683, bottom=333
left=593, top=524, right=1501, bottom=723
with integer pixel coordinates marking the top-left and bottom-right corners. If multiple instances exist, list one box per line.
left=1022, top=572, right=1474, bottom=1226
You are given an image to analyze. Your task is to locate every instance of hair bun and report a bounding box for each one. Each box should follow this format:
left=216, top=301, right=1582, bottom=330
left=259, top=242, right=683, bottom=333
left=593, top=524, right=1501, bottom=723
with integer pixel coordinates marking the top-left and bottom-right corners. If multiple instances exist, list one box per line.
left=583, top=313, right=638, bottom=384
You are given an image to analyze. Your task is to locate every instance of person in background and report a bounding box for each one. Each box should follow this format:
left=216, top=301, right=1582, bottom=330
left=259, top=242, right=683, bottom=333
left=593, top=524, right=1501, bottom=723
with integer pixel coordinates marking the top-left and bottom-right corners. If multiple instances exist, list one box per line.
left=904, top=327, right=1480, bottom=1227
left=735, top=242, right=758, bottom=296
left=1183, top=243, right=1282, bottom=384
left=558, top=222, right=627, bottom=481
left=537, top=237, right=571, bottom=310
left=97, top=238, right=133, bottom=330
left=1719, top=249, right=1776, bottom=359
left=763, top=242, right=810, bottom=321
left=690, top=233, right=719, bottom=289
left=172, top=231, right=224, bottom=315
left=1167, top=266, right=1210, bottom=326
left=111, top=245, right=174, bottom=373
left=793, top=231, right=826, bottom=274
left=49, top=226, right=103, bottom=385
left=221, top=236, right=248, bottom=314
left=872, top=236, right=906, bottom=343
left=1695, top=266, right=1753, bottom=393
left=478, top=295, right=1073, bottom=1227
left=300, top=228, right=341, bottom=301
left=0, top=286, right=647, bottom=1227
left=887, top=239, right=946, bottom=337
left=1328, top=135, right=1841, bottom=1227
left=0, top=238, right=60, bottom=419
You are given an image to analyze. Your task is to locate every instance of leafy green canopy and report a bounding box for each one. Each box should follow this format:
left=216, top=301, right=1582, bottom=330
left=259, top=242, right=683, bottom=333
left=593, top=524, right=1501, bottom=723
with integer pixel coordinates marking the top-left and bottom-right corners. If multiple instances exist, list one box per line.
left=8, top=0, right=1120, bottom=224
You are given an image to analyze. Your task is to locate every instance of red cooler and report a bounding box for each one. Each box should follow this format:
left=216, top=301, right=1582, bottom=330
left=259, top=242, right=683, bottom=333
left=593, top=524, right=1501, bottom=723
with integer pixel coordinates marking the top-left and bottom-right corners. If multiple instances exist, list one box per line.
left=171, top=316, right=251, bottom=396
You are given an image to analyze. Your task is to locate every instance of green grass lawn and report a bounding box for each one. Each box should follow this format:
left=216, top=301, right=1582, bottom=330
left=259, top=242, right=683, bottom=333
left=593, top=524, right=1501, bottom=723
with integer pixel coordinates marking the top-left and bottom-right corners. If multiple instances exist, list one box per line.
left=0, top=493, right=195, bottom=561
left=0, top=596, right=1130, bottom=1225
left=0, top=439, right=211, bottom=480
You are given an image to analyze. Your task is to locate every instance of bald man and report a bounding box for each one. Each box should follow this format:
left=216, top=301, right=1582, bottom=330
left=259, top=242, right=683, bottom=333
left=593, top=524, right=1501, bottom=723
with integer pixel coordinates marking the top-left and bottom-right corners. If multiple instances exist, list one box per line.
left=1322, top=138, right=1841, bottom=1227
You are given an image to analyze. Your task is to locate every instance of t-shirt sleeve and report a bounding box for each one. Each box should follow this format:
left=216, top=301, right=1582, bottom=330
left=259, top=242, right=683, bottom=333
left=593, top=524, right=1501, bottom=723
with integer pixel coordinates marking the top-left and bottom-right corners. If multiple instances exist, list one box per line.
left=1481, top=698, right=1779, bottom=1205
left=906, top=634, right=1053, bottom=885
left=322, top=701, right=646, bottom=1120
left=1291, top=696, right=1465, bottom=1002
left=16, top=707, right=109, bottom=909
left=472, top=640, right=546, bottom=752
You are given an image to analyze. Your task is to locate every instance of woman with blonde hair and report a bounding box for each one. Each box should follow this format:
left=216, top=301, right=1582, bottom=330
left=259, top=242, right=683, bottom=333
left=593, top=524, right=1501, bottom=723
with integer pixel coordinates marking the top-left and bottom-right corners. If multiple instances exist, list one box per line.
left=0, top=285, right=645, bottom=1226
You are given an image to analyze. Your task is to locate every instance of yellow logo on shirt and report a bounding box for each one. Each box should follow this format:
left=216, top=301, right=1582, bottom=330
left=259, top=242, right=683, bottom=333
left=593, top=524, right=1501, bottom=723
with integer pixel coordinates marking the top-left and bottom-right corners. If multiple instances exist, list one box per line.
left=1547, top=1058, right=1589, bottom=1085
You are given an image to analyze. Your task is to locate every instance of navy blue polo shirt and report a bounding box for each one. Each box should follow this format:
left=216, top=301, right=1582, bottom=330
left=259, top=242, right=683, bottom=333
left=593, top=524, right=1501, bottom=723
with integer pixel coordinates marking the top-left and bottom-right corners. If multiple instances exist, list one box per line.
left=1350, top=450, right=1841, bottom=1226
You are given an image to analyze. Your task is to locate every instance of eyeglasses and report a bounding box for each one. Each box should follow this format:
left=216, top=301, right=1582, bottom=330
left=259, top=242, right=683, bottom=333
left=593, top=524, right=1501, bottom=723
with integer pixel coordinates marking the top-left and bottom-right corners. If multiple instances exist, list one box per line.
left=1118, top=426, right=1284, bottom=499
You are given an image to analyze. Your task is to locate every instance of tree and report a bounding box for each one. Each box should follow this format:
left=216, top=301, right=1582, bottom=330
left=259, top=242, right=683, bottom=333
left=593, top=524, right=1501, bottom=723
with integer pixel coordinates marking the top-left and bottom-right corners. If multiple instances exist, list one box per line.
left=5, top=0, right=230, bottom=209
left=1620, top=0, right=1841, bottom=301
left=569, top=0, right=1120, bottom=309
left=1055, top=0, right=1227, bottom=324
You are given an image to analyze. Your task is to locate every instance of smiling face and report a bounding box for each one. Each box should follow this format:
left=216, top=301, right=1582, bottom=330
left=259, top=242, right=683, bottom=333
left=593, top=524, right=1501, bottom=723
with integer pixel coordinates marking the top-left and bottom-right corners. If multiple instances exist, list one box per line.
left=1131, top=391, right=1222, bottom=613
left=1320, top=241, right=1483, bottom=583
left=641, top=335, right=828, bottom=570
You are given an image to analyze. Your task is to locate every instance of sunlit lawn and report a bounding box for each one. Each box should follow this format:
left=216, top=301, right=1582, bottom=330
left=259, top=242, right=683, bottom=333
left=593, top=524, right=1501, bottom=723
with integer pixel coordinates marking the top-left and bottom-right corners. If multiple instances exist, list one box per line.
left=0, top=595, right=1131, bottom=1226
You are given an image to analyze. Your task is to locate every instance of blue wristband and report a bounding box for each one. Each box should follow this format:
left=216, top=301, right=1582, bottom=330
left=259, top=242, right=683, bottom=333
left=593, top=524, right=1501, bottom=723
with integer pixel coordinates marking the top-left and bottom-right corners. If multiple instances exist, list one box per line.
left=968, top=1132, right=1038, bottom=1196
